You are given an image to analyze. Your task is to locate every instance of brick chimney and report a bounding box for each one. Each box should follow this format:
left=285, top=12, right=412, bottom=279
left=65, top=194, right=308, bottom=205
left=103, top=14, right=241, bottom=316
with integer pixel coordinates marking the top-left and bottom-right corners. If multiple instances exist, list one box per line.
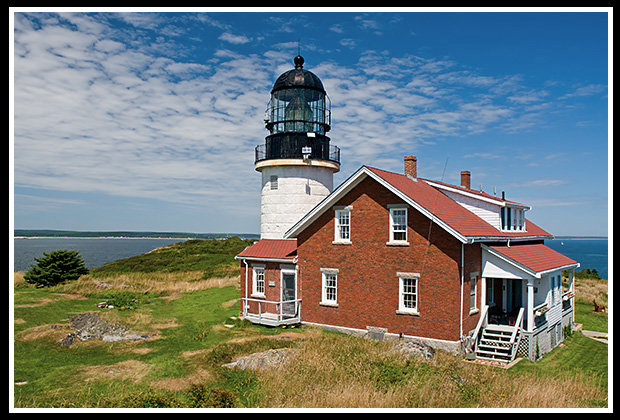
left=404, top=156, right=417, bottom=179
left=460, top=170, right=471, bottom=189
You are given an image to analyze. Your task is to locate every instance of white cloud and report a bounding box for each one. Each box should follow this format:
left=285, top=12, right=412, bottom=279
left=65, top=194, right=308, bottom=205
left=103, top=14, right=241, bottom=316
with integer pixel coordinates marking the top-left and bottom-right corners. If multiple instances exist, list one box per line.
left=13, top=12, right=601, bottom=230
left=218, top=32, right=251, bottom=44
left=559, top=83, right=607, bottom=99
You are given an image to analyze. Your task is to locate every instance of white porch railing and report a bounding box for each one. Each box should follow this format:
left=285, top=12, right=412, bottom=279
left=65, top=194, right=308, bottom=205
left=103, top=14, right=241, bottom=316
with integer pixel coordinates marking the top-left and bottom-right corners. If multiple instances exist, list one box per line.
left=469, top=304, right=489, bottom=353
left=471, top=306, right=524, bottom=362
left=507, top=307, right=525, bottom=360
left=242, top=297, right=301, bottom=327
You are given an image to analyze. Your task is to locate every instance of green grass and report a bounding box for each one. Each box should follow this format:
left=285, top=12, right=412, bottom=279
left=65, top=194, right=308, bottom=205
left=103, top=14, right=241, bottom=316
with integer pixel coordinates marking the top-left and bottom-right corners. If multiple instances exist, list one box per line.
left=12, top=241, right=608, bottom=408
left=12, top=284, right=246, bottom=407
left=91, top=237, right=254, bottom=277
left=574, top=299, right=608, bottom=332
left=13, top=283, right=609, bottom=408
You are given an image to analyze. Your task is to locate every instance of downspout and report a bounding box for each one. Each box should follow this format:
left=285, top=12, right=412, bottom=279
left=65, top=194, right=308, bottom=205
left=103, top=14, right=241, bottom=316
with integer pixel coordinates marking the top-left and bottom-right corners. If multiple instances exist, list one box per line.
left=243, top=259, right=249, bottom=318
left=460, top=243, right=464, bottom=341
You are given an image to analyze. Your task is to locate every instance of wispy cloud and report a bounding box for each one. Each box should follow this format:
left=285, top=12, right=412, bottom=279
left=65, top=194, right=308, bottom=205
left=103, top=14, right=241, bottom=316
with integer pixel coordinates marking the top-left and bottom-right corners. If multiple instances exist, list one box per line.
left=12, top=12, right=607, bottom=231
left=218, top=32, right=251, bottom=44
left=559, top=83, right=607, bottom=99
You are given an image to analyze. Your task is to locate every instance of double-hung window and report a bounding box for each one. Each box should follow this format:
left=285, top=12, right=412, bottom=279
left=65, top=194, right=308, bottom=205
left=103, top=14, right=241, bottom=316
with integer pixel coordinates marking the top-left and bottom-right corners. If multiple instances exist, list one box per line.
left=320, top=268, right=339, bottom=307
left=470, top=274, right=478, bottom=313
left=334, top=206, right=352, bottom=244
left=252, top=266, right=265, bottom=297
left=388, top=205, right=408, bottom=245
left=397, top=273, right=419, bottom=315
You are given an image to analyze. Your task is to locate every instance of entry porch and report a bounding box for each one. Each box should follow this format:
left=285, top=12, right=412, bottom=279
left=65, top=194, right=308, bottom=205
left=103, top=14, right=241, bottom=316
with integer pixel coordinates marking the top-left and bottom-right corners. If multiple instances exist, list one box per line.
left=468, top=243, right=579, bottom=362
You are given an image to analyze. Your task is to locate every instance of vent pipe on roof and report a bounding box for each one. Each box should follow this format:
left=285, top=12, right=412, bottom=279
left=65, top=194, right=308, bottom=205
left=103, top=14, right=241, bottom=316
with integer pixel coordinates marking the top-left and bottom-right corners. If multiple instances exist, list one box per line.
left=404, top=156, right=417, bottom=179
left=460, top=170, right=471, bottom=189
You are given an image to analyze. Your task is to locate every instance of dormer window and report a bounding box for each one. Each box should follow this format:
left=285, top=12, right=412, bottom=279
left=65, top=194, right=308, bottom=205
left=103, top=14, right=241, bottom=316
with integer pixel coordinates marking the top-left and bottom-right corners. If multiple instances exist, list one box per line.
left=501, top=206, right=526, bottom=231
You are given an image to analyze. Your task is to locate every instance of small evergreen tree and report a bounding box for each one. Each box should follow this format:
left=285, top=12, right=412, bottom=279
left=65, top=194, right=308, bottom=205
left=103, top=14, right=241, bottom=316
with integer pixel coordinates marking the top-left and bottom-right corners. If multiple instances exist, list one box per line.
left=24, top=249, right=89, bottom=288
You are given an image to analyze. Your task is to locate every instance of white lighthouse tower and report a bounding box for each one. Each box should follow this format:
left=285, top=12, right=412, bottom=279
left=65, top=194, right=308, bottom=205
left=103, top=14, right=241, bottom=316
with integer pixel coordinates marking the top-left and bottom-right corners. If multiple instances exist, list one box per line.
left=255, top=55, right=340, bottom=239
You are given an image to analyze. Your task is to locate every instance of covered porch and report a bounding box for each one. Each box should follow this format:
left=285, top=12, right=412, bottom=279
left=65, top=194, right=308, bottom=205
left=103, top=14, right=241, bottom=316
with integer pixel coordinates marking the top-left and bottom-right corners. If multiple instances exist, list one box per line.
left=469, top=243, right=579, bottom=362
left=236, top=238, right=301, bottom=327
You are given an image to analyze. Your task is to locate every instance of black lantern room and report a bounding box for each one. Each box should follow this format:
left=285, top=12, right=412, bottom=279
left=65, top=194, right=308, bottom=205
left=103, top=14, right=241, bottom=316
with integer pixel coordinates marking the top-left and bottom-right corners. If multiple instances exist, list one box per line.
left=256, top=56, right=339, bottom=164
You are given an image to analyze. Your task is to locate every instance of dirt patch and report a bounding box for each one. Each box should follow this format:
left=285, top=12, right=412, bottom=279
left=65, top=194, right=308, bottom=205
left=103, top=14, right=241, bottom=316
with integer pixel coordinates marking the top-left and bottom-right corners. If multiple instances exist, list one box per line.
left=149, top=368, right=213, bottom=392
left=18, top=324, right=70, bottom=342
left=82, top=360, right=152, bottom=384
left=14, top=297, right=56, bottom=308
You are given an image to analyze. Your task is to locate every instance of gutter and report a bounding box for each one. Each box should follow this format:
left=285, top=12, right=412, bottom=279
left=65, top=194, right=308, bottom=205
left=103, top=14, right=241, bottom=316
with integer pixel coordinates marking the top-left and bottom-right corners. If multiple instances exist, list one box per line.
left=459, top=243, right=464, bottom=341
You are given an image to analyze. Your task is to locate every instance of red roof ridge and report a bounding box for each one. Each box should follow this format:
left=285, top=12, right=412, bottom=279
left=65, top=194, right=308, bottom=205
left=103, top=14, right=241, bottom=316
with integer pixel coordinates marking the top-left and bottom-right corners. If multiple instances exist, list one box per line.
left=364, top=166, right=552, bottom=240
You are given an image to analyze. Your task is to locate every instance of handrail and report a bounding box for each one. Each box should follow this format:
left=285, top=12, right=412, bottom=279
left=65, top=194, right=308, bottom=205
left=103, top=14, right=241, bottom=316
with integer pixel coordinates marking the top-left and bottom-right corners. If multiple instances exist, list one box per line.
left=509, top=307, right=525, bottom=343
left=470, top=304, right=489, bottom=351
left=242, top=297, right=301, bottom=322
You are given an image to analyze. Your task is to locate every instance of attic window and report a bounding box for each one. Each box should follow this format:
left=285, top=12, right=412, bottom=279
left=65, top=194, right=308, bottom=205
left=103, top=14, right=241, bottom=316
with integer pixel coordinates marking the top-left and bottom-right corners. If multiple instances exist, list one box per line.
left=387, top=204, right=409, bottom=245
left=270, top=175, right=278, bottom=190
left=501, top=206, right=525, bottom=231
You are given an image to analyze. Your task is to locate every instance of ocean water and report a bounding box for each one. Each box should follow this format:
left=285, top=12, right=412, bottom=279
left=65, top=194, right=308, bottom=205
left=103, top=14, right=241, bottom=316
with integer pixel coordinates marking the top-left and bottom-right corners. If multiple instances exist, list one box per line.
left=12, top=237, right=188, bottom=271
left=544, top=238, right=609, bottom=280
left=12, top=237, right=609, bottom=281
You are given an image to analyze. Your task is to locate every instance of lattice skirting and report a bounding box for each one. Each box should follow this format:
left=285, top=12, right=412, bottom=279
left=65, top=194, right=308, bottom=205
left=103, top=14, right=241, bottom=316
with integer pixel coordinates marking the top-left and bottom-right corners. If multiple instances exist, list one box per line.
left=517, top=334, right=529, bottom=358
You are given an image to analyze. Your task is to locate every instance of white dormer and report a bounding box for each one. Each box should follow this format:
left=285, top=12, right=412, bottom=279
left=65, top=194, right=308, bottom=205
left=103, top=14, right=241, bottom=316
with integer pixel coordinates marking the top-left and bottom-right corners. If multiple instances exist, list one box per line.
left=424, top=179, right=531, bottom=232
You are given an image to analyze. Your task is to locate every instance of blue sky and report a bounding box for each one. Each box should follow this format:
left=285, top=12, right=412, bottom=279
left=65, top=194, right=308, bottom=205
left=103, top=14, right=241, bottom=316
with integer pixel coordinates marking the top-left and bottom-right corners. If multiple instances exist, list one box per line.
left=11, top=9, right=610, bottom=236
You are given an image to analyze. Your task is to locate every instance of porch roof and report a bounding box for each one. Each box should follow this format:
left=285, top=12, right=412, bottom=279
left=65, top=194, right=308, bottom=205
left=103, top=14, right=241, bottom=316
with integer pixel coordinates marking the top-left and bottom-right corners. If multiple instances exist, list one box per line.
left=236, top=239, right=297, bottom=262
left=485, top=243, right=579, bottom=276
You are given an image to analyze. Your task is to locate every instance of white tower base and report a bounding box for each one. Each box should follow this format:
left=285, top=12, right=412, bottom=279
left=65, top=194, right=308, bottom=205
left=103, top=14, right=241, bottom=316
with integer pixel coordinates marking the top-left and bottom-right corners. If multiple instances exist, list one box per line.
left=256, top=159, right=339, bottom=239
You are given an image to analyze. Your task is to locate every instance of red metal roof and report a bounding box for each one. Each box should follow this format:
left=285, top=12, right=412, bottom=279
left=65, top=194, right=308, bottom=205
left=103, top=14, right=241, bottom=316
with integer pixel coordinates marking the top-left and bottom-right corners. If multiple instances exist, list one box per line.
left=236, top=239, right=297, bottom=260
left=366, top=166, right=552, bottom=240
left=487, top=243, right=578, bottom=273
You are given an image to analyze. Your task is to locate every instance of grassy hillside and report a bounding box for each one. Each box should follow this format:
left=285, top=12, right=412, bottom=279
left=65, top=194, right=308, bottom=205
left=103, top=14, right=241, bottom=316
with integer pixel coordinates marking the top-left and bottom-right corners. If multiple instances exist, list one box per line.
left=91, top=236, right=254, bottom=279
left=12, top=239, right=608, bottom=409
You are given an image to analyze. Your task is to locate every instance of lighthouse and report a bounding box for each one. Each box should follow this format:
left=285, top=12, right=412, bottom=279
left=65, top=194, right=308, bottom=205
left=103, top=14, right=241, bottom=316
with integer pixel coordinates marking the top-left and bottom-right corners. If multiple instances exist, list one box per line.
left=255, top=55, right=340, bottom=239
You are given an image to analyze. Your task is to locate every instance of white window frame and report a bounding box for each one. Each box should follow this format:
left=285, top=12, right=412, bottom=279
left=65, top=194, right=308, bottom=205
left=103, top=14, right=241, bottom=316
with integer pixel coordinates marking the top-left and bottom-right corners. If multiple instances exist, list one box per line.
left=486, top=277, right=494, bottom=305
left=320, top=268, right=339, bottom=307
left=251, top=265, right=265, bottom=297
left=469, top=273, right=479, bottom=314
left=500, top=206, right=526, bottom=232
left=333, top=206, right=352, bottom=244
left=397, top=272, right=419, bottom=315
left=387, top=204, right=409, bottom=245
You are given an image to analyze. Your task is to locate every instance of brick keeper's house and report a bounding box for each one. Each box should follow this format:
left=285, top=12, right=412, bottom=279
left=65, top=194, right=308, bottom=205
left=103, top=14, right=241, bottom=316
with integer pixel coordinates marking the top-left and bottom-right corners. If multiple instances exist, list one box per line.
left=236, top=56, right=579, bottom=362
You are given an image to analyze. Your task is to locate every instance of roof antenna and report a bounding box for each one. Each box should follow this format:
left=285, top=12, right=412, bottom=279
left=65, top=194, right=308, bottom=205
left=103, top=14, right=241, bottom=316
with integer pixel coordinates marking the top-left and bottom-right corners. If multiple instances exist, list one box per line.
left=420, top=156, right=449, bottom=277
left=298, top=38, right=301, bottom=56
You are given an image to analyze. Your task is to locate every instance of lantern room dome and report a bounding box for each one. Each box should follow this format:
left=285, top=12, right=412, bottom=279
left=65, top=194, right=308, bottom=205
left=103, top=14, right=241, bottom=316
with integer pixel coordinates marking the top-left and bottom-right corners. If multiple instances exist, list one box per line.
left=271, top=55, right=326, bottom=99
left=258, top=55, right=338, bottom=167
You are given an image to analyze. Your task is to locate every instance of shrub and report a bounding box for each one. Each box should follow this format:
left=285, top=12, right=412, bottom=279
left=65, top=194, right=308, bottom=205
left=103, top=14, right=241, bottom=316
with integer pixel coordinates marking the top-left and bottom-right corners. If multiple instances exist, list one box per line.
left=24, top=249, right=89, bottom=288
left=186, top=384, right=235, bottom=408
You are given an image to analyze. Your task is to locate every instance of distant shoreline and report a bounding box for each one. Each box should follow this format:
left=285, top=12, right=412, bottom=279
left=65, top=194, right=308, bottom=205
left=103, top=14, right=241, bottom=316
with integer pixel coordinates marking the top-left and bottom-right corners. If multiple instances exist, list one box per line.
left=551, top=236, right=609, bottom=241
left=13, top=229, right=260, bottom=240
left=13, top=230, right=604, bottom=241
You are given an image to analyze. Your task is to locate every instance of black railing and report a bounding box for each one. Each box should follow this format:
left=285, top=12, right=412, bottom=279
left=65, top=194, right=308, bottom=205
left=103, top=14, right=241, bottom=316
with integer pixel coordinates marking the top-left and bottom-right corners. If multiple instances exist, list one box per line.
left=255, top=138, right=340, bottom=164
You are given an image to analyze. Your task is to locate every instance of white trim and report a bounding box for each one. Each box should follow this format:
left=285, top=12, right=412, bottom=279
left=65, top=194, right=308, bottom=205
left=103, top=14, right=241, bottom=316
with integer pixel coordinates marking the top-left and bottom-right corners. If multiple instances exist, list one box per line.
left=320, top=268, right=338, bottom=307
left=251, top=266, right=265, bottom=298
left=397, top=273, right=419, bottom=315
left=424, top=179, right=531, bottom=210
left=469, top=272, right=479, bottom=314
left=388, top=205, right=409, bottom=245
left=280, top=267, right=297, bottom=306
left=334, top=206, right=352, bottom=244
left=235, top=256, right=297, bottom=264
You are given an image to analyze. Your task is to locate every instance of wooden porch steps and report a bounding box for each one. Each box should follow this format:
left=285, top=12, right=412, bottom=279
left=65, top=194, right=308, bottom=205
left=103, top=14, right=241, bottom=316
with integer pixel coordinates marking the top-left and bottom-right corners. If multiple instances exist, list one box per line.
left=475, top=324, right=516, bottom=362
